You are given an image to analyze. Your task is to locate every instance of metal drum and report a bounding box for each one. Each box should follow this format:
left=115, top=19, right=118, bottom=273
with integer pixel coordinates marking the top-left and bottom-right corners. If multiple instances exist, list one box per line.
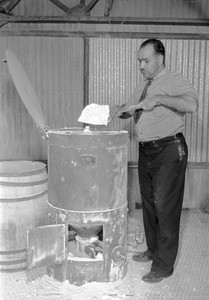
left=45, top=128, right=129, bottom=285
left=47, top=128, right=128, bottom=212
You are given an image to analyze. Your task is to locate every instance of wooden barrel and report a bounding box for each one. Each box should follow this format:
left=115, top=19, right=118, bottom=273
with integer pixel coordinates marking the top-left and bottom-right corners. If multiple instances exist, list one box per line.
left=0, top=160, right=48, bottom=272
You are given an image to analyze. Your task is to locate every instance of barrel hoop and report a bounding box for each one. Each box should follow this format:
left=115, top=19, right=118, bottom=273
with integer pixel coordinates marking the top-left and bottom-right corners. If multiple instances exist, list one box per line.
left=0, top=266, right=27, bottom=272
left=0, top=166, right=46, bottom=177
left=0, top=189, right=48, bottom=202
left=0, top=248, right=26, bottom=255
left=0, top=258, right=26, bottom=265
left=0, top=178, right=48, bottom=187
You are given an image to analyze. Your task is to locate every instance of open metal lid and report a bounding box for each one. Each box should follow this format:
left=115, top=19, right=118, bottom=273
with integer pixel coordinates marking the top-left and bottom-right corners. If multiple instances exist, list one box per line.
left=5, top=49, right=48, bottom=138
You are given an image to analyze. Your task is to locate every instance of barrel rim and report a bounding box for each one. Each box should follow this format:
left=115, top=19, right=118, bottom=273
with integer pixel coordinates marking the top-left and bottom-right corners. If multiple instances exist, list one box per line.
left=48, top=127, right=128, bottom=136
left=0, top=160, right=46, bottom=177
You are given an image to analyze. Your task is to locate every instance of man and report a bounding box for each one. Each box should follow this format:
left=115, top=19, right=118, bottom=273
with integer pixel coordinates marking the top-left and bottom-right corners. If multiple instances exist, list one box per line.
left=111, top=39, right=198, bottom=283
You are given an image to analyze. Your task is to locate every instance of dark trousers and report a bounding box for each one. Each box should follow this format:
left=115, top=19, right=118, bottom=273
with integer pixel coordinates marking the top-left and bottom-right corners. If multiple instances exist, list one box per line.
left=138, top=133, right=188, bottom=275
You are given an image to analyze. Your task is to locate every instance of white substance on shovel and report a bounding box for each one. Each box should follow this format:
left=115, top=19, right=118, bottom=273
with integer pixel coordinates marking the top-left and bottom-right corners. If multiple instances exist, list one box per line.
left=78, top=103, right=110, bottom=126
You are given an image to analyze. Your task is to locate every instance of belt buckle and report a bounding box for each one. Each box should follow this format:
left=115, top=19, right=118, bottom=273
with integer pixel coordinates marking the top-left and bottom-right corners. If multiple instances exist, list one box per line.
left=153, top=140, right=158, bottom=147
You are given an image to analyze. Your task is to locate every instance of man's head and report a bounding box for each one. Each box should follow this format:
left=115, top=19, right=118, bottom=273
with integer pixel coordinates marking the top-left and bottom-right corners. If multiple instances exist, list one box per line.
left=137, top=39, right=165, bottom=79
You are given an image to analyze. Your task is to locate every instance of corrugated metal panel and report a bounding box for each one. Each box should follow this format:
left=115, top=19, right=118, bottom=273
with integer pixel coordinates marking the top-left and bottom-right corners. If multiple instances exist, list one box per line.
left=12, top=0, right=209, bottom=19
left=89, top=38, right=143, bottom=162
left=0, top=35, right=84, bottom=160
left=89, top=38, right=209, bottom=163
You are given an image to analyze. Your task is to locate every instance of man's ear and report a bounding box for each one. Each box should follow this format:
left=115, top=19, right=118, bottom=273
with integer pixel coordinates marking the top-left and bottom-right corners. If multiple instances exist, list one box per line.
left=158, top=54, right=164, bottom=66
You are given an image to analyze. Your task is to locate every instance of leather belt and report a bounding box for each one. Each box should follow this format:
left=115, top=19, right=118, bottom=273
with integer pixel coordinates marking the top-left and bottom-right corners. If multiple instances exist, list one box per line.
left=139, top=133, right=183, bottom=148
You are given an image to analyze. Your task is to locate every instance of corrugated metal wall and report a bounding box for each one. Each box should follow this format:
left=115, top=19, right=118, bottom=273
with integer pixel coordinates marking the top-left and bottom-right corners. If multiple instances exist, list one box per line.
left=12, top=0, right=209, bottom=19
left=0, top=30, right=208, bottom=164
left=0, top=35, right=84, bottom=160
left=89, top=38, right=209, bottom=163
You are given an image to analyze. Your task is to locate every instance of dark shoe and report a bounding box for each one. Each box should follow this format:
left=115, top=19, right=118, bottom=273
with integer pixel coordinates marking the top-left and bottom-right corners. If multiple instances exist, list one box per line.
left=132, top=249, right=153, bottom=262
left=141, top=270, right=173, bottom=283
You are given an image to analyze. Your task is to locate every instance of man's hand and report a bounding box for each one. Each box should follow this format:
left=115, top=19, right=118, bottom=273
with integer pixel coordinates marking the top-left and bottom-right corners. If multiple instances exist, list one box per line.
left=109, top=104, right=134, bottom=120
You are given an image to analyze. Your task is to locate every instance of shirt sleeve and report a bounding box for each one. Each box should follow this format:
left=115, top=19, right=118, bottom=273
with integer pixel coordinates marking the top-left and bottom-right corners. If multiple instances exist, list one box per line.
left=172, top=74, right=198, bottom=100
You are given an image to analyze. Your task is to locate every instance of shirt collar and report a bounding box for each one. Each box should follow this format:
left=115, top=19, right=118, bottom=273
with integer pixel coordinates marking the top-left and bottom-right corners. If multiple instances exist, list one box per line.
left=153, top=67, right=168, bottom=80
left=143, top=67, right=168, bottom=82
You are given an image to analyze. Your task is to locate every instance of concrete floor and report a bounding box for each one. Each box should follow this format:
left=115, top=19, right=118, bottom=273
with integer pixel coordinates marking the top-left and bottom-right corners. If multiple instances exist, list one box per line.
left=0, top=208, right=209, bottom=300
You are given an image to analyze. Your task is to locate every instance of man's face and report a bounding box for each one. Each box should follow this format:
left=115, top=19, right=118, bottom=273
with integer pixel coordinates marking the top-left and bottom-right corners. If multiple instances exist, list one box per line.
left=137, top=44, right=163, bottom=79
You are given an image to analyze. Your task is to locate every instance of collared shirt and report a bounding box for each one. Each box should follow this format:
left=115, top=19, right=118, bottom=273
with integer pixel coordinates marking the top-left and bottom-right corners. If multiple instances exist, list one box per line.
left=125, top=68, right=198, bottom=142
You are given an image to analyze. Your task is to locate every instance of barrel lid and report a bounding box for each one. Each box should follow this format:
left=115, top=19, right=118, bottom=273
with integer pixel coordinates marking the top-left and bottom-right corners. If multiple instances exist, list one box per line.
left=5, top=49, right=47, bottom=137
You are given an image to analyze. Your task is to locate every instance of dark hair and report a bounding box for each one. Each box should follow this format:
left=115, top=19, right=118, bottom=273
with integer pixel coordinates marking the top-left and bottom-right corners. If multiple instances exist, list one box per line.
left=140, top=39, right=165, bottom=65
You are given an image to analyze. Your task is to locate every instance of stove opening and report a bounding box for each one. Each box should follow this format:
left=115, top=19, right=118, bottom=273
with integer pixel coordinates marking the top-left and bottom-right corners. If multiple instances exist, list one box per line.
left=67, top=224, right=103, bottom=260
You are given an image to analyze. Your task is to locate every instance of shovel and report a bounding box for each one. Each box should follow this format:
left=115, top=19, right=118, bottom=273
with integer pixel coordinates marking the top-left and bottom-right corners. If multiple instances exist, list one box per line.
left=4, top=49, right=49, bottom=139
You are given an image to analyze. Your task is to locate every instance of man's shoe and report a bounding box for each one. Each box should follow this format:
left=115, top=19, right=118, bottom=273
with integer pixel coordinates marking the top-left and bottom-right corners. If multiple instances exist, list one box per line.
left=132, top=249, right=153, bottom=262
left=141, top=270, right=173, bottom=283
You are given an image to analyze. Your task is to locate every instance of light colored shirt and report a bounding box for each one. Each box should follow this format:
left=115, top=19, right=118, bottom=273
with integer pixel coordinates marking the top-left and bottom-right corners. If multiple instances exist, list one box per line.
left=126, top=68, right=198, bottom=142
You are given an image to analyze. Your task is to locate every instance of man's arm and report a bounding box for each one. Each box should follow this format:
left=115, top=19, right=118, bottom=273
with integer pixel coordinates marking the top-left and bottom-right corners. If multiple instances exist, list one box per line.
left=140, top=93, right=198, bottom=113
left=109, top=104, right=134, bottom=119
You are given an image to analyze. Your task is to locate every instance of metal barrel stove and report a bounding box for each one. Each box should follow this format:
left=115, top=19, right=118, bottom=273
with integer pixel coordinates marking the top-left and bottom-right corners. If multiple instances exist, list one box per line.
left=46, top=127, right=129, bottom=285
left=4, top=50, right=130, bottom=286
